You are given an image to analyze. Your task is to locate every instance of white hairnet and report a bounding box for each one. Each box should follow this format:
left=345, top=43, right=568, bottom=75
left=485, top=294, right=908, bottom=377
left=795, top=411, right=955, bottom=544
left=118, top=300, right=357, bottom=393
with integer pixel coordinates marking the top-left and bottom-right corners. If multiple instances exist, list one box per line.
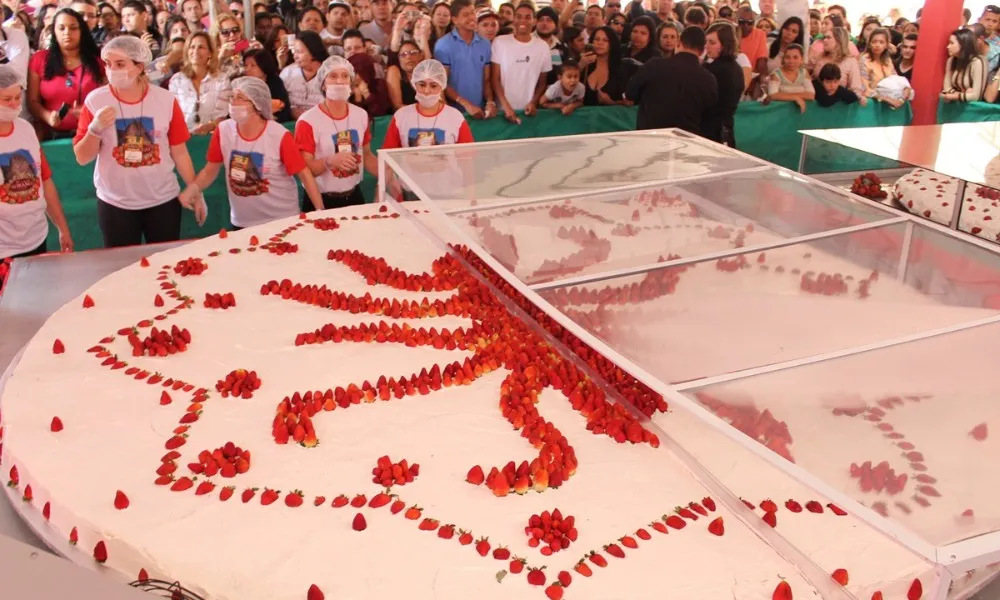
left=317, top=55, right=355, bottom=93
left=412, top=59, right=447, bottom=88
left=231, top=77, right=273, bottom=120
left=0, top=65, right=22, bottom=89
left=101, top=35, right=154, bottom=65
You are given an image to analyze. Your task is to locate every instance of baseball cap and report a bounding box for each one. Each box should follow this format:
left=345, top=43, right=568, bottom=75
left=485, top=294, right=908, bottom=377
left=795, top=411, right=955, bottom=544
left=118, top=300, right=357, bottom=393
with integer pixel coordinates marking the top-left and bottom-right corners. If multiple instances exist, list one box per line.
left=328, top=0, right=350, bottom=10
left=477, top=7, right=498, bottom=21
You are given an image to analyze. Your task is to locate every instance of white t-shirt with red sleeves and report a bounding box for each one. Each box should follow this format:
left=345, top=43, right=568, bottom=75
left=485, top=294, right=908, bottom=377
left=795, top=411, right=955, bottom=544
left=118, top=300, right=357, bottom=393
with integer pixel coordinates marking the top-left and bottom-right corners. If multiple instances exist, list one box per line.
left=74, top=84, right=191, bottom=210
left=0, top=118, right=52, bottom=258
left=380, top=103, right=473, bottom=150
left=207, top=119, right=307, bottom=229
left=294, top=102, right=371, bottom=194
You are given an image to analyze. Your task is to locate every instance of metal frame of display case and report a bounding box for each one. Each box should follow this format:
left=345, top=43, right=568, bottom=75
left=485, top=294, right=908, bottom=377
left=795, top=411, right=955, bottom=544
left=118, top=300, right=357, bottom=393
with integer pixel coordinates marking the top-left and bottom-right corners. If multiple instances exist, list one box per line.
left=378, top=128, right=1000, bottom=598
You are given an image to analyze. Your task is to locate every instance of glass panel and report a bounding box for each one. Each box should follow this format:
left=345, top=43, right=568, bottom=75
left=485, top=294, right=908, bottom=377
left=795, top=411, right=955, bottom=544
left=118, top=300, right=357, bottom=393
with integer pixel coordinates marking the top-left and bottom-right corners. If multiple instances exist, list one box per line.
left=386, top=130, right=760, bottom=208
left=681, top=319, right=1000, bottom=547
left=447, top=169, right=893, bottom=286
left=537, top=222, right=1000, bottom=383
left=801, top=124, right=1000, bottom=186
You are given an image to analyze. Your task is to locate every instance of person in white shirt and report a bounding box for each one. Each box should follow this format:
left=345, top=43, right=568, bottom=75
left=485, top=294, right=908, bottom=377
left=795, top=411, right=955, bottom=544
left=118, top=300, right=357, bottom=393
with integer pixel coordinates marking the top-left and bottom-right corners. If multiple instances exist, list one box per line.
left=294, top=56, right=377, bottom=210
left=279, top=30, right=330, bottom=118
left=491, top=2, right=552, bottom=123
left=0, top=20, right=31, bottom=86
left=73, top=35, right=205, bottom=248
left=182, top=76, right=324, bottom=229
left=168, top=31, right=232, bottom=134
left=0, top=66, right=72, bottom=259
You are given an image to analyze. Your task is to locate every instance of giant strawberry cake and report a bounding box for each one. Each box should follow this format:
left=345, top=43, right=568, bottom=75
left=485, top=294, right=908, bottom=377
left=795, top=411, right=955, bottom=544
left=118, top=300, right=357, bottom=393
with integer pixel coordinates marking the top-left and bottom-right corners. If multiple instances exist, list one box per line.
left=0, top=195, right=986, bottom=600
left=893, top=168, right=1000, bottom=244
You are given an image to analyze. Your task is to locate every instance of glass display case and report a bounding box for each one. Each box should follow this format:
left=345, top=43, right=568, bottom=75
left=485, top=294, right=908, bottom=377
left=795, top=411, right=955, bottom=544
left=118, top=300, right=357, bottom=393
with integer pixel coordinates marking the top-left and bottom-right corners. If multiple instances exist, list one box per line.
left=798, top=123, right=1000, bottom=245
left=380, top=129, right=1000, bottom=598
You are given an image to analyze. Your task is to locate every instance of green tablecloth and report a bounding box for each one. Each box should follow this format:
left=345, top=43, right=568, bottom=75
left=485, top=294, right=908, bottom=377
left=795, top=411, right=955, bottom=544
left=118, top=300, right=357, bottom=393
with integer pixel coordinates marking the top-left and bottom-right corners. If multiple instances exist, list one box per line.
left=42, top=101, right=1000, bottom=252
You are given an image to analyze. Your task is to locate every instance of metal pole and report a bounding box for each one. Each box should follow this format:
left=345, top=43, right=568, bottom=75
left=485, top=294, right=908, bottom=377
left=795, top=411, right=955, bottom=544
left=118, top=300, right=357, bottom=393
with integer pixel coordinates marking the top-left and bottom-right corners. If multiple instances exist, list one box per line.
left=244, top=0, right=253, bottom=40
left=797, top=134, right=809, bottom=173
left=948, top=179, right=966, bottom=230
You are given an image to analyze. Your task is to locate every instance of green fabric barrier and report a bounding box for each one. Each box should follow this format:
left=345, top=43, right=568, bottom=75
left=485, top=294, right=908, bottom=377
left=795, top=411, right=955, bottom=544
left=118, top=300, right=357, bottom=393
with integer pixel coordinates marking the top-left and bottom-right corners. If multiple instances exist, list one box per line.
left=937, top=101, right=1000, bottom=124
left=43, top=100, right=991, bottom=252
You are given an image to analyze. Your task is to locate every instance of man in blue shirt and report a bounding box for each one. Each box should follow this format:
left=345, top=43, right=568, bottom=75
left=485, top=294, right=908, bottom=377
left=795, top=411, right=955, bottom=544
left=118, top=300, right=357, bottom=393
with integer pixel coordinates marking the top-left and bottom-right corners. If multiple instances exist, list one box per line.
left=433, top=0, right=496, bottom=118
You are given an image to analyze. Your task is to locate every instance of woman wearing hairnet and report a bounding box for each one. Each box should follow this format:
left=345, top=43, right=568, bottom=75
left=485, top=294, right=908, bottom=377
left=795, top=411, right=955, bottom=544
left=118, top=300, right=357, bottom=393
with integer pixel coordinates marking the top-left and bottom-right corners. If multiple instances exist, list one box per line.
left=0, top=65, right=73, bottom=259
left=72, top=35, right=206, bottom=248
left=381, top=59, right=473, bottom=150
left=293, top=56, right=377, bottom=210
left=181, top=77, right=324, bottom=229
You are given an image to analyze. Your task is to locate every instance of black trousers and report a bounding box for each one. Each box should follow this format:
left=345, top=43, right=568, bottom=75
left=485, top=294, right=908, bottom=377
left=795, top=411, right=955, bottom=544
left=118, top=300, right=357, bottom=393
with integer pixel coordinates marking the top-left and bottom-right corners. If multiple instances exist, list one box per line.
left=97, top=198, right=182, bottom=248
left=302, top=186, right=365, bottom=212
left=11, top=239, right=47, bottom=259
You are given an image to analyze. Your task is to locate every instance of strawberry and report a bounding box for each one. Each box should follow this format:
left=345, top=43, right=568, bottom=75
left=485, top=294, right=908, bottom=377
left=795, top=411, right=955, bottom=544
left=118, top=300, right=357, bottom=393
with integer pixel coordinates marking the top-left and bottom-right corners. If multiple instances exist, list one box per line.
left=390, top=499, right=406, bottom=514
left=52, top=339, right=65, bottom=354
left=154, top=294, right=164, bottom=307
left=50, top=417, right=63, bottom=432
left=260, top=488, right=280, bottom=505
left=458, top=530, right=474, bottom=545
left=492, top=546, right=510, bottom=560
left=219, top=486, right=235, bottom=502
left=650, top=521, right=669, bottom=534
left=707, top=516, right=724, bottom=536
left=466, top=465, right=485, bottom=485
left=22, top=485, right=32, bottom=502
left=784, top=499, right=802, bottom=513
left=510, top=557, right=525, bottom=574
left=139, top=256, right=150, bottom=267
left=332, top=494, right=349, bottom=508
left=588, top=552, right=607, bottom=568
left=418, top=518, right=439, bottom=531
left=827, top=503, right=848, bottom=516
left=307, top=584, right=325, bottom=600
left=69, top=527, right=78, bottom=545
left=574, top=560, right=592, bottom=577
left=832, top=568, right=849, bottom=586
left=137, top=568, right=149, bottom=582
left=114, top=491, right=129, bottom=510
left=702, top=496, right=716, bottom=511
left=313, top=496, right=326, bottom=507
left=195, top=481, right=215, bottom=496
left=350, top=494, right=367, bottom=508
left=82, top=295, right=95, bottom=308
left=675, top=506, right=698, bottom=520
left=763, top=511, right=777, bottom=528
left=664, top=515, right=686, bottom=530
left=871, top=592, right=884, bottom=600
left=760, top=499, right=778, bottom=513
left=369, top=492, right=392, bottom=508
left=7, top=465, right=17, bottom=487
left=475, top=537, right=490, bottom=556
left=688, top=501, right=708, bottom=516
left=93, top=541, right=108, bottom=563
left=604, top=543, right=625, bottom=559
left=352, top=513, right=367, bottom=531
left=907, top=578, right=923, bottom=600
left=285, top=490, right=304, bottom=507
left=159, top=392, right=172, bottom=405
left=619, top=535, right=638, bottom=549
left=557, top=571, right=571, bottom=587
left=544, top=585, right=562, bottom=600
left=438, top=524, right=455, bottom=539
left=805, top=501, right=824, bottom=514
left=42, top=502, right=50, bottom=520
left=404, top=505, right=422, bottom=520
left=170, top=477, right=193, bottom=492
left=635, top=527, right=651, bottom=541
left=772, top=580, right=792, bottom=600
left=241, top=488, right=257, bottom=503
left=219, top=228, right=228, bottom=239
left=526, top=567, right=546, bottom=586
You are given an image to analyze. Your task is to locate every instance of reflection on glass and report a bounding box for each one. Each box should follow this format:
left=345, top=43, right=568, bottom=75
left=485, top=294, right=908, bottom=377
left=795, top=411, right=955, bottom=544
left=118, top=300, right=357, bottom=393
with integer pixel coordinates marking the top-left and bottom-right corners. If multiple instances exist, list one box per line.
left=537, top=222, right=1000, bottom=383
left=682, top=320, right=1000, bottom=547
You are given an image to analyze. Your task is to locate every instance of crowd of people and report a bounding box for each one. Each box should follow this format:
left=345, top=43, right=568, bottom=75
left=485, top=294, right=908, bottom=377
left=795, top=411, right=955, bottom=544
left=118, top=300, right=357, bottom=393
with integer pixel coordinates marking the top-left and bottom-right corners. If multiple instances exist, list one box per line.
left=0, top=0, right=996, bottom=260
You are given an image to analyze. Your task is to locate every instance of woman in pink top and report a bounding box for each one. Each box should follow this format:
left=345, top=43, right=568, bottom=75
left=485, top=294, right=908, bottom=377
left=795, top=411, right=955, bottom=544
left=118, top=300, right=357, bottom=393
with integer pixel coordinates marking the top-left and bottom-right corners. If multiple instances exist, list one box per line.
left=811, top=27, right=866, bottom=102
left=28, top=8, right=106, bottom=140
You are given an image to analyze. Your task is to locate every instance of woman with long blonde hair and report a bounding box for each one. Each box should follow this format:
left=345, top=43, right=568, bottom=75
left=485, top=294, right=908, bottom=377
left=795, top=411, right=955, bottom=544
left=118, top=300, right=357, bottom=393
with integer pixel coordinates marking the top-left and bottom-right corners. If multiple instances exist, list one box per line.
left=812, top=27, right=865, bottom=100
left=169, top=31, right=232, bottom=134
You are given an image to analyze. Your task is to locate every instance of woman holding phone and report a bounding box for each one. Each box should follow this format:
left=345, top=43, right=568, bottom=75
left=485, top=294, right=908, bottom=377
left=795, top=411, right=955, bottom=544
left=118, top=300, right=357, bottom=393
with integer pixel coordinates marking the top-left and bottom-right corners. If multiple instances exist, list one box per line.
left=72, top=36, right=205, bottom=248
left=28, top=8, right=105, bottom=140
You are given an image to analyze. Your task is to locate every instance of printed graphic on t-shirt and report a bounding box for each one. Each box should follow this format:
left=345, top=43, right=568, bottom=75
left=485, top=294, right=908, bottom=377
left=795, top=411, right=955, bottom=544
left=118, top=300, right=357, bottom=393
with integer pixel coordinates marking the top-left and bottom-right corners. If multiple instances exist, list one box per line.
left=112, top=117, right=160, bottom=168
left=405, top=127, right=445, bottom=147
left=0, top=150, right=40, bottom=205
left=330, top=129, right=361, bottom=177
left=228, top=150, right=269, bottom=197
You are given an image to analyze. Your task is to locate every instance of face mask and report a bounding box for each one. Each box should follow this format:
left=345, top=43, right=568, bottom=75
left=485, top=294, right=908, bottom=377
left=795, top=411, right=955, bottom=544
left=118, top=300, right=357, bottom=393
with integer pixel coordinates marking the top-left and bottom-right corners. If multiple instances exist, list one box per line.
left=107, top=68, right=137, bottom=89
left=325, top=84, right=351, bottom=101
left=415, top=92, right=440, bottom=108
left=0, top=105, right=19, bottom=122
left=229, top=104, right=251, bottom=123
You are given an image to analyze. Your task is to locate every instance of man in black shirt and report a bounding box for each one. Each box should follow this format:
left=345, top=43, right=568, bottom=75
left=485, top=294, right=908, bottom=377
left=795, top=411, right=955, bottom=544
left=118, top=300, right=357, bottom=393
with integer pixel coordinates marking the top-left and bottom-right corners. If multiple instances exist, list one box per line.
left=625, top=26, right=717, bottom=135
